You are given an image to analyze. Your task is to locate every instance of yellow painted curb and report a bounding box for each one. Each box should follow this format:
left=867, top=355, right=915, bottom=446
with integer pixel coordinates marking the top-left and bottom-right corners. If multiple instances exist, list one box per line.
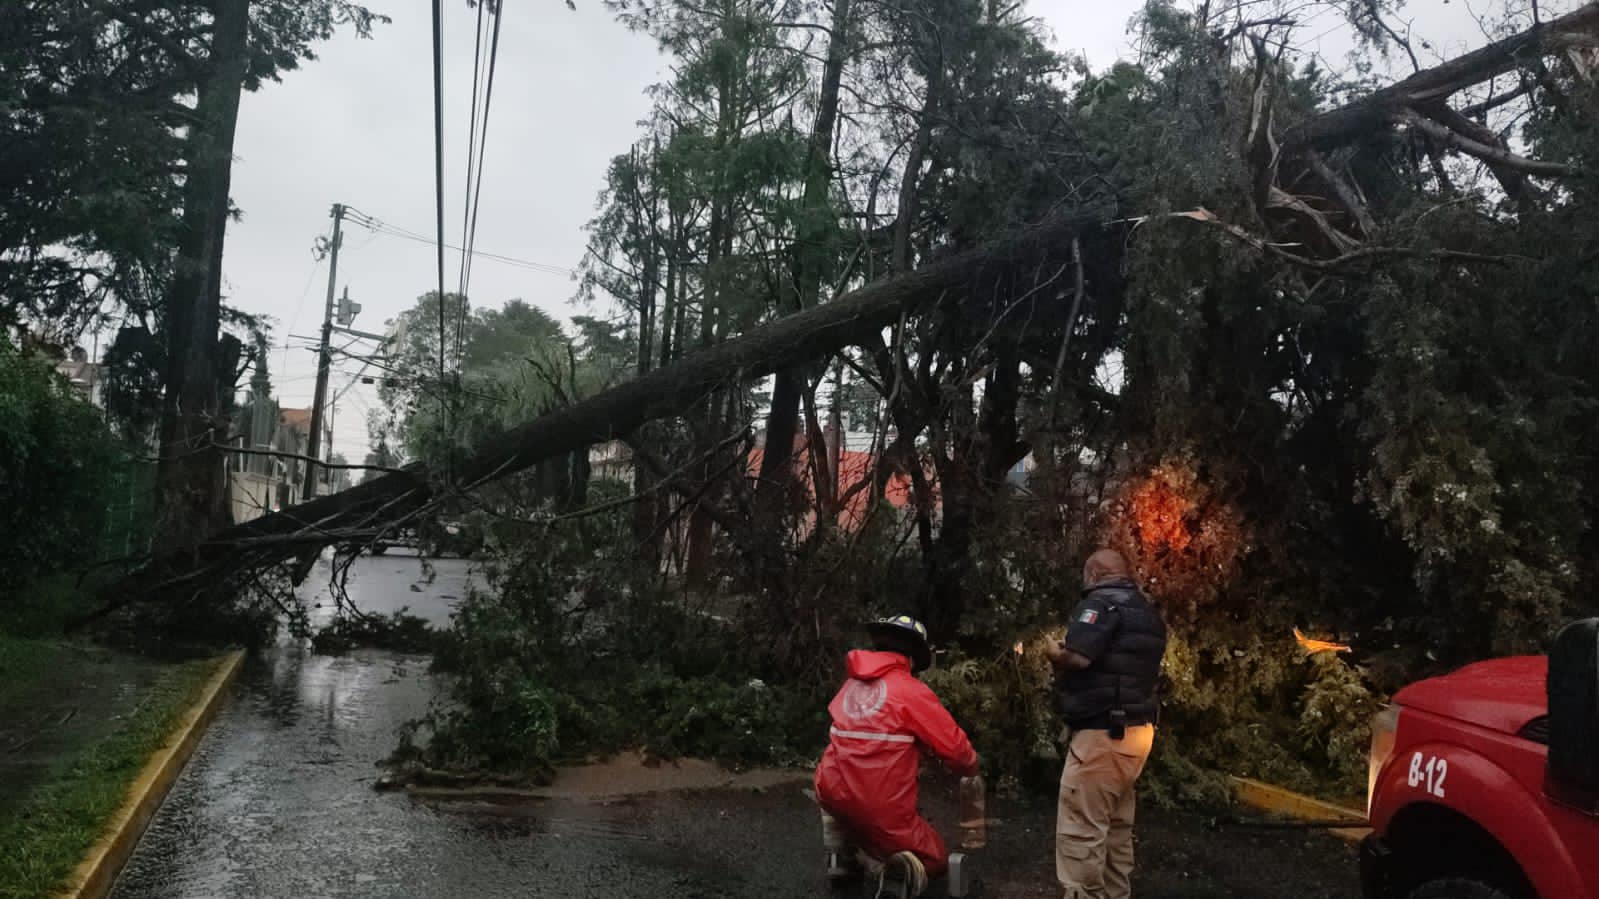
left=57, top=649, right=246, bottom=899
left=1230, top=775, right=1370, bottom=842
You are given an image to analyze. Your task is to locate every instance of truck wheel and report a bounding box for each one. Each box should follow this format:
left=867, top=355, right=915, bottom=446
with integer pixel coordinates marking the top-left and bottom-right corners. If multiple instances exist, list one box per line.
left=1409, top=879, right=1513, bottom=899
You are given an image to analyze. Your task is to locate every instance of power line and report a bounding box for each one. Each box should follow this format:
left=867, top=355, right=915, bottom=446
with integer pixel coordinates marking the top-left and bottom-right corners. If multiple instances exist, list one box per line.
left=430, top=0, right=448, bottom=389
left=460, top=0, right=508, bottom=332
left=342, top=208, right=575, bottom=277
left=280, top=251, right=326, bottom=373
left=457, top=0, right=489, bottom=306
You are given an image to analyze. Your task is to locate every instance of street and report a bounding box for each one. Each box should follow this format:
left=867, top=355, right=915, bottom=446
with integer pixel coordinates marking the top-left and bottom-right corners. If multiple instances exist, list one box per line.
left=110, top=554, right=1360, bottom=899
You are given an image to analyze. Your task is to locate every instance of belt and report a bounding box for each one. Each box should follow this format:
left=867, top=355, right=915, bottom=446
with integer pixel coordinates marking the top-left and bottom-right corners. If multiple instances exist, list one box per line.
left=1066, top=714, right=1150, bottom=731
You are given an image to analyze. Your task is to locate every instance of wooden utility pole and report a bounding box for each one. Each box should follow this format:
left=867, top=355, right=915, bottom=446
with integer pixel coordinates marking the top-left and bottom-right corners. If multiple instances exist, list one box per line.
left=304, top=204, right=345, bottom=500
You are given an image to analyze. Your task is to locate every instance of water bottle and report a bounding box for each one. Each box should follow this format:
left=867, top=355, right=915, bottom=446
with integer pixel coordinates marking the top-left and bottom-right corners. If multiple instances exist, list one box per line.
left=958, top=774, right=986, bottom=849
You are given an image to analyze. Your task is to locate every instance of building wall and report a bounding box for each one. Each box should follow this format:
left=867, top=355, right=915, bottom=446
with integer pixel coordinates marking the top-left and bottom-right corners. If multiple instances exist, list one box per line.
left=229, top=470, right=278, bottom=523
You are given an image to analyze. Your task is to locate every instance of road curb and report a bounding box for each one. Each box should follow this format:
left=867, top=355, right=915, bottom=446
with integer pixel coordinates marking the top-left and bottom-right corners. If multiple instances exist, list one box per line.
left=1230, top=775, right=1370, bottom=842
left=57, top=649, right=245, bottom=899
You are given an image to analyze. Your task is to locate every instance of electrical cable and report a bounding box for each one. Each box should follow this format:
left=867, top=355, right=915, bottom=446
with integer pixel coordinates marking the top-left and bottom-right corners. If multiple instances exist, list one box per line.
left=430, top=0, right=448, bottom=389
left=460, top=0, right=508, bottom=334
left=281, top=251, right=326, bottom=373
left=343, top=209, right=575, bottom=276
left=458, top=0, right=489, bottom=309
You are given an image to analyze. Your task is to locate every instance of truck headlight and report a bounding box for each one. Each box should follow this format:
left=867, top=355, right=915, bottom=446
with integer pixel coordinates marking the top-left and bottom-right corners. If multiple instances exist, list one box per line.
left=1367, top=704, right=1400, bottom=816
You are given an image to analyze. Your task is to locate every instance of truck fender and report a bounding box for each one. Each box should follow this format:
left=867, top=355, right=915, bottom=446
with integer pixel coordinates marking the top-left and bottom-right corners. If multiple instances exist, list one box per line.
left=1371, top=739, right=1583, bottom=899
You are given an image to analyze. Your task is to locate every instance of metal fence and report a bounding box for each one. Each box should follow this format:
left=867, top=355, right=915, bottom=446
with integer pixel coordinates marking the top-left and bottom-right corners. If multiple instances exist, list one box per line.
left=98, top=458, right=156, bottom=564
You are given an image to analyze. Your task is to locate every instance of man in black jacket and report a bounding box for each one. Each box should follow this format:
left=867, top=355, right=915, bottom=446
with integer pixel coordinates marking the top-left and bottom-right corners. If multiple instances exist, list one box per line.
left=1046, top=549, right=1167, bottom=899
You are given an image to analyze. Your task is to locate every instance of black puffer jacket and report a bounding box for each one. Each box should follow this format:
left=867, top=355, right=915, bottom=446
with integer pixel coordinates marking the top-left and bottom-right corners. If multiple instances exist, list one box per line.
left=1055, top=578, right=1167, bottom=729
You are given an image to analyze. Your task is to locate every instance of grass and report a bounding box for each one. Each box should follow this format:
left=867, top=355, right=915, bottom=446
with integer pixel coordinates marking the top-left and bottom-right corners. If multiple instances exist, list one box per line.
left=0, top=651, right=221, bottom=899
left=1, top=574, right=99, bottom=639
left=0, top=635, right=70, bottom=711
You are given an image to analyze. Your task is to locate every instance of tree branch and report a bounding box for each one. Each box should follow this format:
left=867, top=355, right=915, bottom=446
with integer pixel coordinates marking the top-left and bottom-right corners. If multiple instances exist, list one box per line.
left=1397, top=108, right=1581, bottom=178
left=1171, top=208, right=1529, bottom=272
left=1283, top=2, right=1599, bottom=150
left=217, top=443, right=410, bottom=476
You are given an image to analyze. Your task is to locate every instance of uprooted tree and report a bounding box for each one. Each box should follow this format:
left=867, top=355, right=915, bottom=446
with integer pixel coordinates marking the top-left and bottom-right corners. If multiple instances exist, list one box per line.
left=82, top=0, right=1599, bottom=788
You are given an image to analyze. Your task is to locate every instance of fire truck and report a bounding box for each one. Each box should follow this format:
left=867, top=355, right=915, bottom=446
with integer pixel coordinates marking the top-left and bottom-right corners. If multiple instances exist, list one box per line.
left=1361, top=619, right=1599, bottom=899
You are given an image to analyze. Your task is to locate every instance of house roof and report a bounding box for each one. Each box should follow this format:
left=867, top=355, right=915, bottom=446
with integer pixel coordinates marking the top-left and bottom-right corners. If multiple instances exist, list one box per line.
left=746, top=434, right=932, bottom=531
left=279, top=407, right=312, bottom=434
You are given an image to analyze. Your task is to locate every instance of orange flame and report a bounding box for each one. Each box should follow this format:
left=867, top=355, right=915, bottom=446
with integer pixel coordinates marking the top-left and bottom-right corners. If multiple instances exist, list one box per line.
left=1294, top=627, right=1351, bottom=655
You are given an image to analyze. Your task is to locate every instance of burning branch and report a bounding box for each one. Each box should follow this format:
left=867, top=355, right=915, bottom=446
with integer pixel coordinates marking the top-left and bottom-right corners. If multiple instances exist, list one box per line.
left=1294, top=627, right=1352, bottom=655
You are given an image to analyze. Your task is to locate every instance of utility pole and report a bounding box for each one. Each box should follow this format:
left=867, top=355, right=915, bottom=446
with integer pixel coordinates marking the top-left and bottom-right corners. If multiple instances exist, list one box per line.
left=304, top=203, right=344, bottom=500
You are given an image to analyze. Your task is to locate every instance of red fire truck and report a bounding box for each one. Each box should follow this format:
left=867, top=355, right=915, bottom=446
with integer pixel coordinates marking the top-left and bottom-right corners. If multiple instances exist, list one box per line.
left=1361, top=620, right=1599, bottom=899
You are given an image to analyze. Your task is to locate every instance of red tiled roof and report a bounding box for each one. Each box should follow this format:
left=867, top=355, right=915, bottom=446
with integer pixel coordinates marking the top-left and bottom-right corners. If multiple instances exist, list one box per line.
left=279, top=407, right=312, bottom=433
left=746, top=435, right=934, bottom=532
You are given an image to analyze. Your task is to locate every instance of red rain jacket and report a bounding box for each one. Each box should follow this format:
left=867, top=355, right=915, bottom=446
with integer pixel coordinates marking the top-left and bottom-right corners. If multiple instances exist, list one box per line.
left=813, top=650, right=980, bottom=874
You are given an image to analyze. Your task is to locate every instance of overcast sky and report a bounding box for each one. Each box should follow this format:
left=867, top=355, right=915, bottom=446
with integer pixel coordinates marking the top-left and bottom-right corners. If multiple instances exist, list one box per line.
left=221, top=0, right=1554, bottom=462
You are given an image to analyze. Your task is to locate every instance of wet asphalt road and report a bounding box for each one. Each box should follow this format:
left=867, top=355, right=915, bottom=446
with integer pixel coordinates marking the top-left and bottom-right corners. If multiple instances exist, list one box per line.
left=110, top=552, right=1360, bottom=899
left=111, top=647, right=832, bottom=898
left=108, top=553, right=836, bottom=899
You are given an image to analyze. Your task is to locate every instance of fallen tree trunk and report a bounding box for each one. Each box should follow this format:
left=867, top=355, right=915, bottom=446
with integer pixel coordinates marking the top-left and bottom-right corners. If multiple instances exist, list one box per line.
left=102, top=206, right=1118, bottom=608
left=1282, top=0, right=1599, bottom=151
left=101, top=7, right=1599, bottom=614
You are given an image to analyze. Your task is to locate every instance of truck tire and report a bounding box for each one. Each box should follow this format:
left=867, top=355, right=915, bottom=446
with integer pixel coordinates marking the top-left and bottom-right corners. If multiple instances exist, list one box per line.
left=1409, top=879, right=1513, bottom=899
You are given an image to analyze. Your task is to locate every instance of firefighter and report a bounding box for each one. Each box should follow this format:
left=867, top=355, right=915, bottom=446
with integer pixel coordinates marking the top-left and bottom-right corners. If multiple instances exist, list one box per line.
left=814, top=615, right=981, bottom=898
left=1046, top=549, right=1168, bottom=899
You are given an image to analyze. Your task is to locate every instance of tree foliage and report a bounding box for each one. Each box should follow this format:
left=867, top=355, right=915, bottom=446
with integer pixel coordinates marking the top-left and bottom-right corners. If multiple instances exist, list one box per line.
left=30, top=0, right=1595, bottom=796
left=0, top=340, right=128, bottom=588
left=0, top=0, right=384, bottom=340
left=468, top=0, right=1599, bottom=790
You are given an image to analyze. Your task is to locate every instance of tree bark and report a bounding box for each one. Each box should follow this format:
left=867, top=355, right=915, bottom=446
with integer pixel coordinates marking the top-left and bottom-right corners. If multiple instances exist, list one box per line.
left=756, top=0, right=854, bottom=514
left=687, top=93, right=736, bottom=584
left=892, top=64, right=944, bottom=274
left=631, top=142, right=662, bottom=551
left=153, top=0, right=249, bottom=553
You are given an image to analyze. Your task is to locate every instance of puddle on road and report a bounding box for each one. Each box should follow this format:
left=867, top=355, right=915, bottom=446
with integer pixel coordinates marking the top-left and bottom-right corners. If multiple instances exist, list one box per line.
left=537, top=751, right=810, bottom=800
left=401, top=751, right=811, bottom=803
left=409, top=752, right=816, bottom=859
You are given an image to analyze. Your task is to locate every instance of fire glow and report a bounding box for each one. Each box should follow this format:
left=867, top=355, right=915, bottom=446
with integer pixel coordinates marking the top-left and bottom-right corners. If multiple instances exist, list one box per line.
left=1294, top=627, right=1351, bottom=655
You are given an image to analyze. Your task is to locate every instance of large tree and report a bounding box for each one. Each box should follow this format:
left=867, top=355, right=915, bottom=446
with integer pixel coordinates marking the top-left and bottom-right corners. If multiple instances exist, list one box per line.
left=102, top=0, right=1599, bottom=675
left=1, top=0, right=385, bottom=551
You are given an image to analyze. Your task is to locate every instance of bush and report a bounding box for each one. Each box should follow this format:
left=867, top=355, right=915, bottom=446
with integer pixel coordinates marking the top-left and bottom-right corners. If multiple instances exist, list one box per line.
left=923, top=646, right=1062, bottom=793
left=921, top=632, right=1380, bottom=802
left=0, top=341, right=127, bottom=595
left=402, top=450, right=1383, bottom=800
left=404, top=509, right=829, bottom=778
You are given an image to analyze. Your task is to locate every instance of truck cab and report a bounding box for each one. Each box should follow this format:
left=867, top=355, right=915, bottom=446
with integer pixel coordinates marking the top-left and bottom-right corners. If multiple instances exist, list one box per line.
left=1361, top=620, right=1599, bottom=899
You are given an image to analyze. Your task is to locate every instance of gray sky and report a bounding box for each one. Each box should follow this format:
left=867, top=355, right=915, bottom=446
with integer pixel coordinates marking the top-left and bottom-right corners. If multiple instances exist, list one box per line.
left=222, top=0, right=1551, bottom=463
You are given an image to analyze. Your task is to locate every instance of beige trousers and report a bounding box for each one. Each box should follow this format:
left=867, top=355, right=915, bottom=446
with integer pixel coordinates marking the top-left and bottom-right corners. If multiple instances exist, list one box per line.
left=1056, top=724, right=1155, bottom=899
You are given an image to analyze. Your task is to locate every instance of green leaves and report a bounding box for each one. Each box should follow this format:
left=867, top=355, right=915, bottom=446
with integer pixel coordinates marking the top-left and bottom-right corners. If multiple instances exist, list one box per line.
left=2, top=0, right=384, bottom=337
left=0, top=341, right=129, bottom=590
